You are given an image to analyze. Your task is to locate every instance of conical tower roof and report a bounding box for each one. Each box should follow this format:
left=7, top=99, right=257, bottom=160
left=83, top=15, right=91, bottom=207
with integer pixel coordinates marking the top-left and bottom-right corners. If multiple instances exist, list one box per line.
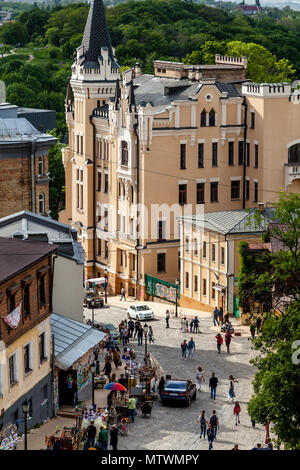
left=81, top=0, right=114, bottom=63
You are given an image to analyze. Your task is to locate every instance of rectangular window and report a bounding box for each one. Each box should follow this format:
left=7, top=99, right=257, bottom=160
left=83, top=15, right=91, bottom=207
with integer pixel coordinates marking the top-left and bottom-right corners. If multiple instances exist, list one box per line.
left=221, top=247, right=225, bottom=265
left=196, top=183, right=205, bottom=204
left=80, top=135, right=83, bottom=154
left=76, top=183, right=79, bottom=209
left=212, top=142, right=218, bottom=167
left=238, top=141, right=244, bottom=165
left=104, top=174, right=109, bottom=193
left=24, top=344, right=32, bottom=374
left=97, top=172, right=101, bottom=192
left=9, top=354, right=17, bottom=387
left=198, top=143, right=204, bottom=168
left=120, top=250, right=123, bottom=267
left=104, top=241, right=108, bottom=258
left=246, top=143, right=250, bottom=167
left=179, top=184, right=187, bottom=205
left=39, top=333, right=47, bottom=363
left=185, top=272, right=189, bottom=289
left=39, top=276, right=46, bottom=308
left=228, top=141, right=234, bottom=166
left=246, top=179, right=250, bottom=200
left=194, top=275, right=198, bottom=292
left=185, top=237, right=189, bottom=252
left=250, top=112, right=255, bottom=129
left=203, top=279, right=207, bottom=296
left=194, top=238, right=198, bottom=255
left=212, top=282, right=216, bottom=300
left=132, top=254, right=136, bottom=271
left=76, top=135, right=79, bottom=153
left=157, top=220, right=165, bottom=241
left=80, top=185, right=83, bottom=210
left=203, top=241, right=207, bottom=258
left=231, top=180, right=240, bottom=200
left=212, top=244, right=216, bottom=262
left=23, top=285, right=30, bottom=318
left=97, top=238, right=101, bottom=256
left=254, top=181, right=258, bottom=202
left=9, top=293, right=15, bottom=313
left=254, top=144, right=258, bottom=168
left=157, top=253, right=166, bottom=273
left=180, top=144, right=186, bottom=169
left=210, top=182, right=218, bottom=203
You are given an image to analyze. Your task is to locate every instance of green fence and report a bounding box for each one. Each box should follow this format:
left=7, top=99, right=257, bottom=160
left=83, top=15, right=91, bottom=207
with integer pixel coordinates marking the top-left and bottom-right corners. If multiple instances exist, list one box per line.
left=145, top=274, right=180, bottom=303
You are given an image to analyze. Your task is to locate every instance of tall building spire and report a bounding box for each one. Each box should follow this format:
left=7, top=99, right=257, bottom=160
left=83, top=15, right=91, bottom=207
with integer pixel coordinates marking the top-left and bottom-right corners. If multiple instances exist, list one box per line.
left=81, top=0, right=114, bottom=64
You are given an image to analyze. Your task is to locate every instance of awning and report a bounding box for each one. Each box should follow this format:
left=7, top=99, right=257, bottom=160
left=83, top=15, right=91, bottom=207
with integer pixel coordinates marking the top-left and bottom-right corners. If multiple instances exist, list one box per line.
left=213, top=284, right=226, bottom=292
left=85, top=277, right=106, bottom=285
left=51, top=313, right=107, bottom=371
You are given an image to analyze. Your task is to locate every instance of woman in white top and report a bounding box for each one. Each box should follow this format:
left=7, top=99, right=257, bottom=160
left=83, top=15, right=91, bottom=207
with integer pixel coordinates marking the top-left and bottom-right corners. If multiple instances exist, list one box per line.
left=196, top=366, right=205, bottom=392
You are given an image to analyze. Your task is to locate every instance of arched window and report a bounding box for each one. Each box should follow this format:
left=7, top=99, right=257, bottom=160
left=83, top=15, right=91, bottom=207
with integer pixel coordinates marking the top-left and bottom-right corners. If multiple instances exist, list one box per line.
left=200, top=109, right=206, bottom=127
left=121, top=141, right=128, bottom=166
left=39, top=193, right=45, bottom=214
left=209, top=109, right=216, bottom=127
left=288, top=143, right=300, bottom=164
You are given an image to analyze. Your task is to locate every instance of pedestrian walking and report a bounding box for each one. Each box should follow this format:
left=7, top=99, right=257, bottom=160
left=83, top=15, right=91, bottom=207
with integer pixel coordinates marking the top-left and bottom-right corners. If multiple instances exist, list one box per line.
left=212, top=307, right=219, bottom=326
left=207, top=424, right=215, bottom=450
left=189, top=319, right=194, bottom=332
left=229, top=375, right=238, bottom=402
left=185, top=317, right=189, bottom=333
left=251, top=417, right=256, bottom=428
left=196, top=366, right=205, bottom=392
left=127, top=396, right=137, bottom=423
left=250, top=321, right=256, bottom=339
left=148, top=325, right=155, bottom=343
left=197, top=410, right=207, bottom=439
left=134, top=320, right=141, bottom=338
left=233, top=402, right=241, bottom=426
left=181, top=316, right=185, bottom=333
left=256, top=314, right=262, bottom=333
left=181, top=339, right=188, bottom=359
left=215, top=333, right=223, bottom=354
left=120, top=285, right=126, bottom=301
left=137, top=326, right=144, bottom=346
left=209, top=372, right=218, bottom=400
left=225, top=330, right=232, bottom=353
left=98, top=426, right=108, bottom=450
left=158, top=376, right=165, bottom=398
left=264, top=421, right=270, bottom=444
left=166, top=310, right=170, bottom=328
left=193, top=316, right=200, bottom=333
left=103, top=359, right=112, bottom=382
left=85, top=421, right=97, bottom=449
left=113, top=349, right=120, bottom=369
left=209, top=410, right=219, bottom=439
left=218, top=307, right=224, bottom=325
left=187, top=337, right=195, bottom=358
left=128, top=319, right=135, bottom=338
left=110, top=424, right=118, bottom=451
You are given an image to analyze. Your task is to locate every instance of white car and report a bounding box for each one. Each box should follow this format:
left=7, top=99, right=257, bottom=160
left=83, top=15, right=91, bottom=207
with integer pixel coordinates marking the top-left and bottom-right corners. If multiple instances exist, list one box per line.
left=127, top=304, right=154, bottom=321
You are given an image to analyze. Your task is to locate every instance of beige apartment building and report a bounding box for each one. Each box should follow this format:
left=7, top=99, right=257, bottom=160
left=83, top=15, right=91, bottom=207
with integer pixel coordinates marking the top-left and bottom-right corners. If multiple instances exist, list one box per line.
left=61, top=0, right=300, bottom=300
left=179, top=208, right=274, bottom=315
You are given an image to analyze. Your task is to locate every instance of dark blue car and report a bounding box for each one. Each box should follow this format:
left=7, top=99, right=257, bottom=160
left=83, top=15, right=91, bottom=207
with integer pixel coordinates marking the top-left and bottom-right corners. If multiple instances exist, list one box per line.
left=161, top=379, right=197, bottom=407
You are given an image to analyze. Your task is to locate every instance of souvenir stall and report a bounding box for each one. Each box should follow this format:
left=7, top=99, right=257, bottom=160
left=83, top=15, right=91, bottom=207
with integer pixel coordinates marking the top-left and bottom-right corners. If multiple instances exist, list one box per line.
left=45, top=425, right=84, bottom=451
left=0, top=423, right=22, bottom=450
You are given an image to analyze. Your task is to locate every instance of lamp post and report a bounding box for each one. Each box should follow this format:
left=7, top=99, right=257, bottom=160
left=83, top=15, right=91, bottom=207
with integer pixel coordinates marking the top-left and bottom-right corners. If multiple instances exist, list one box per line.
left=22, top=399, right=30, bottom=451
left=143, top=323, right=148, bottom=356
left=91, top=299, right=95, bottom=327
left=90, top=362, right=96, bottom=407
left=175, top=278, right=180, bottom=317
left=104, top=268, right=108, bottom=304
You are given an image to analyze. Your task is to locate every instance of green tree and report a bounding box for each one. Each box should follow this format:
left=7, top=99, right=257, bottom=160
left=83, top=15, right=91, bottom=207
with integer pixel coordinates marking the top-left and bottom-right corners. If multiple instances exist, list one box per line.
left=48, top=132, right=65, bottom=220
left=6, top=82, right=36, bottom=107
left=0, top=20, right=28, bottom=45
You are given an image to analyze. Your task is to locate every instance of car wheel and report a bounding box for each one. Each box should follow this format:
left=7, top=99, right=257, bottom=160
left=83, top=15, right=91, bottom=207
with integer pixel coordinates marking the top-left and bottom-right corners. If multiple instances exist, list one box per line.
left=186, top=397, right=191, bottom=407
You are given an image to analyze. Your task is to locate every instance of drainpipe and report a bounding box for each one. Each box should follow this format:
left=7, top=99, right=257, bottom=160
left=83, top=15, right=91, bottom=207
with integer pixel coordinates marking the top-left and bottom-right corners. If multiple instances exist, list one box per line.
left=50, top=254, right=58, bottom=313
left=31, top=139, right=36, bottom=212
left=133, top=120, right=140, bottom=300
left=242, top=96, right=248, bottom=210
left=89, top=115, right=96, bottom=278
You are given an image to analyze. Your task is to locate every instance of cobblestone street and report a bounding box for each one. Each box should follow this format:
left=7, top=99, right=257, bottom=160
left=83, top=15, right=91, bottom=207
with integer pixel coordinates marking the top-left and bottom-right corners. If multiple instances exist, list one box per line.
left=85, top=299, right=266, bottom=451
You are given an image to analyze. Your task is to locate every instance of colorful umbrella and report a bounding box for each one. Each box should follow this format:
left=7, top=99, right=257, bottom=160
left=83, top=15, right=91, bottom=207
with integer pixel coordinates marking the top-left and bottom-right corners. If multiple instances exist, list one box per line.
left=104, top=382, right=126, bottom=391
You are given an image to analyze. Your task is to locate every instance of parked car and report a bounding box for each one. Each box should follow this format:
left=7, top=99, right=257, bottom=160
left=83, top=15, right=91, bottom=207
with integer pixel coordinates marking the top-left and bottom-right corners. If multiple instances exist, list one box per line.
left=161, top=379, right=197, bottom=407
left=84, top=291, right=104, bottom=308
left=97, top=323, right=120, bottom=340
left=127, top=304, right=154, bottom=321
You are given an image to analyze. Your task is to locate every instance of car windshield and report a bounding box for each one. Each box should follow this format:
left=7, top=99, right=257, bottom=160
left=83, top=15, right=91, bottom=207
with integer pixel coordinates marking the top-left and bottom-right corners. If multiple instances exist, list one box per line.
left=136, top=305, right=150, bottom=311
left=165, top=382, right=187, bottom=390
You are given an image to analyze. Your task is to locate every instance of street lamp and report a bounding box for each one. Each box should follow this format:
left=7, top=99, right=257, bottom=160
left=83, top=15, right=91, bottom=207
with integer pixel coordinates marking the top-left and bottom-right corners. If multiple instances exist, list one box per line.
left=22, top=399, right=30, bottom=451
left=91, top=299, right=95, bottom=327
left=90, top=362, right=96, bottom=407
left=104, top=268, right=108, bottom=304
left=175, top=278, right=180, bottom=317
left=143, top=323, right=148, bottom=356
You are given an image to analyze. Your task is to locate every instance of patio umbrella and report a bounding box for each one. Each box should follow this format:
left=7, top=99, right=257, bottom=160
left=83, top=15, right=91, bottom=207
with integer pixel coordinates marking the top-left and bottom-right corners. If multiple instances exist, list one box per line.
left=104, top=382, right=126, bottom=391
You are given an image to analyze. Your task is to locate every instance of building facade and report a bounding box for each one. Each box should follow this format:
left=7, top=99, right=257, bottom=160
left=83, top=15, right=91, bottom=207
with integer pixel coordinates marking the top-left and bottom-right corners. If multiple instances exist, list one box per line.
left=61, top=0, right=300, bottom=300
left=0, top=117, right=57, bottom=219
left=179, top=208, right=274, bottom=314
left=0, top=237, right=56, bottom=435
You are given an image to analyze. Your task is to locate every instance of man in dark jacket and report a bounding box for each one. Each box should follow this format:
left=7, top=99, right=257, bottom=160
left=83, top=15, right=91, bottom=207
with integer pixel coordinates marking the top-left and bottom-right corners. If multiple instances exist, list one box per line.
left=110, top=424, right=118, bottom=450
left=209, top=372, right=218, bottom=400
left=85, top=421, right=97, bottom=449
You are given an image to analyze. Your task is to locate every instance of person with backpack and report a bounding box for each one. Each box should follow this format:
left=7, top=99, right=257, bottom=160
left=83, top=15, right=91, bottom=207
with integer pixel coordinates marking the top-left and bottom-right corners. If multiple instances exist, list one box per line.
left=209, top=410, right=219, bottom=439
left=215, top=333, right=223, bottom=354
left=233, top=401, right=241, bottom=426
left=209, top=372, right=218, bottom=400
left=187, top=337, right=195, bottom=359
left=207, top=424, right=215, bottom=450
left=196, top=366, right=205, bottom=392
left=181, top=339, right=188, bottom=359
left=225, top=330, right=232, bottom=353
left=197, top=410, right=207, bottom=439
